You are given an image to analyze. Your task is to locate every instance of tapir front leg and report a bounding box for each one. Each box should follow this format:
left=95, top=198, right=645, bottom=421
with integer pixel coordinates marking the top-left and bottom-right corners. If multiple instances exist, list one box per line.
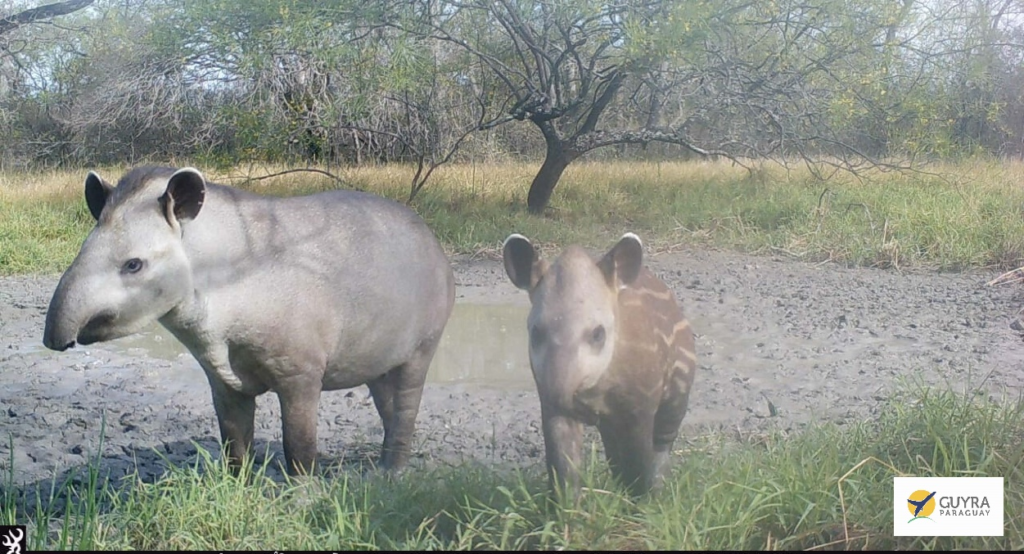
left=377, top=366, right=422, bottom=470
left=598, top=413, right=656, bottom=496
left=209, top=381, right=256, bottom=471
left=651, top=379, right=692, bottom=492
left=371, top=336, right=442, bottom=470
left=367, top=371, right=397, bottom=452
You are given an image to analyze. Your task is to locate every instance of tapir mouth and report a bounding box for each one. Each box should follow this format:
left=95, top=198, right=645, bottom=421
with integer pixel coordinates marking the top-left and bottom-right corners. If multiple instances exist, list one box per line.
left=44, top=309, right=120, bottom=351
left=44, top=308, right=144, bottom=351
left=76, top=310, right=120, bottom=345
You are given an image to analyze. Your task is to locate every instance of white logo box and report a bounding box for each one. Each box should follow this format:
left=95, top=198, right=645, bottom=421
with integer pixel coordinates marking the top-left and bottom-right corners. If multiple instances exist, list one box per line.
left=893, top=476, right=1004, bottom=537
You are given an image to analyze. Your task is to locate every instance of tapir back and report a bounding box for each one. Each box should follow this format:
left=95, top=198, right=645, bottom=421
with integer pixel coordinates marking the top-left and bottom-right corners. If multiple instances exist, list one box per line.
left=177, top=184, right=456, bottom=387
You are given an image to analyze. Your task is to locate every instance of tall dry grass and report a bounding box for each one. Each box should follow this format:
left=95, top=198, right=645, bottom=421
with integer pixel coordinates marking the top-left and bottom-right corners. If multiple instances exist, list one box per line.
left=4, top=158, right=1024, bottom=274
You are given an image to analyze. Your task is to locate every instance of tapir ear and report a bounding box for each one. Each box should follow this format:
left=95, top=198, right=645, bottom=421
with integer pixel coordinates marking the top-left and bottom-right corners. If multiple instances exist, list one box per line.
left=598, top=232, right=644, bottom=288
left=161, top=167, right=206, bottom=224
left=84, top=171, right=114, bottom=221
left=503, top=234, right=547, bottom=291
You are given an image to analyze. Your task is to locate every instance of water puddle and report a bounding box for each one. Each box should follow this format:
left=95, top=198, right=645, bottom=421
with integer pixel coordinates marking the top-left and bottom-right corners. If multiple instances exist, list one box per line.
left=429, top=303, right=534, bottom=390
left=109, top=326, right=190, bottom=362
left=36, top=303, right=537, bottom=391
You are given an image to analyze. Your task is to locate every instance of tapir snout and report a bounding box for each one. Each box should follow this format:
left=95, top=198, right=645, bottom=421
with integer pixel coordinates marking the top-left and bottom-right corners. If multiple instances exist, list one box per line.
left=43, top=265, right=116, bottom=350
left=43, top=270, right=99, bottom=351
left=42, top=296, right=78, bottom=351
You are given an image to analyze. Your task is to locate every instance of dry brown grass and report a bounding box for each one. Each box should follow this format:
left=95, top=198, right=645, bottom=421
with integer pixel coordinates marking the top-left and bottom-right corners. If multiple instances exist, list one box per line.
left=5, top=158, right=1024, bottom=275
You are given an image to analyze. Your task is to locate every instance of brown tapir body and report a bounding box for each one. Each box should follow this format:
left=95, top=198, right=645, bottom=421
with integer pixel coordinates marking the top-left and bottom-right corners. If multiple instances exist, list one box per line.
left=43, top=166, right=456, bottom=476
left=503, top=232, right=697, bottom=497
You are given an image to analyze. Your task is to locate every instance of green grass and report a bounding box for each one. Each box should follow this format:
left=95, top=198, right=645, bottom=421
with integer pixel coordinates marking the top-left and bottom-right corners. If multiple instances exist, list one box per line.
left=0, top=197, right=94, bottom=275
left=4, top=384, right=1022, bottom=550
left=4, top=158, right=1024, bottom=275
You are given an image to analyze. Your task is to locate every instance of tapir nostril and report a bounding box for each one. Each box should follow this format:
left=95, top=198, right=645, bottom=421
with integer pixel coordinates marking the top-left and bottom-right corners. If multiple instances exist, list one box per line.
left=43, top=337, right=76, bottom=351
left=50, top=340, right=76, bottom=351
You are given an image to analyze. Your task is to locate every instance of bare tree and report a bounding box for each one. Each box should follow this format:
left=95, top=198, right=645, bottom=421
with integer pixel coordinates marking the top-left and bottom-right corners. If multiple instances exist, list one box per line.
left=0, top=0, right=96, bottom=163
left=387, top=0, right=682, bottom=212
left=383, top=0, right=953, bottom=213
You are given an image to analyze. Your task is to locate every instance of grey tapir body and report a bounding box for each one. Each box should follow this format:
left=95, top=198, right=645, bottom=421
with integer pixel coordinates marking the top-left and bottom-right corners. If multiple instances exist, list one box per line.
left=503, top=233, right=697, bottom=498
left=43, top=166, right=456, bottom=475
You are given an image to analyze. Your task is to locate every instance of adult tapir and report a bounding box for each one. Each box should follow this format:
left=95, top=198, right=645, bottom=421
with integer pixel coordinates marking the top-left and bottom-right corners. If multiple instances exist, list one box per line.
left=43, top=166, right=456, bottom=476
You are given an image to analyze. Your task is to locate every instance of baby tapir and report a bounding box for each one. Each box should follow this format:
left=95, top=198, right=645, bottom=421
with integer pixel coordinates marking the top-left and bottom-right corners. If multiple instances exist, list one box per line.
left=43, top=166, right=456, bottom=476
left=502, top=232, right=697, bottom=498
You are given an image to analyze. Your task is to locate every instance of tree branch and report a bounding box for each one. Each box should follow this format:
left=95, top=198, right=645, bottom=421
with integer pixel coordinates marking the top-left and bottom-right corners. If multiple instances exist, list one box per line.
left=577, top=70, right=624, bottom=136
left=228, top=168, right=360, bottom=190
left=570, top=128, right=738, bottom=161
left=0, top=0, right=94, bottom=37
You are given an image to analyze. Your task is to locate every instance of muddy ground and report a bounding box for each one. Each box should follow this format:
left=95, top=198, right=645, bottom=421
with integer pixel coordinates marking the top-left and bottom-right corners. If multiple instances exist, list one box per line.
left=3, top=246, right=1024, bottom=512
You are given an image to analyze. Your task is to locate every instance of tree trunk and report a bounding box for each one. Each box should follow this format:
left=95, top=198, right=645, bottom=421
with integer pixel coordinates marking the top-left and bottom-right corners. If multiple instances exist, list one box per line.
left=527, top=121, right=577, bottom=213
left=527, top=147, right=574, bottom=213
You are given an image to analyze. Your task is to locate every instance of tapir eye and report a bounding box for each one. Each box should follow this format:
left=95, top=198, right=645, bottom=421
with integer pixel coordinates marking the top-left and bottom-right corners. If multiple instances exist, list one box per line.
left=589, top=325, right=606, bottom=349
left=121, top=258, right=145, bottom=274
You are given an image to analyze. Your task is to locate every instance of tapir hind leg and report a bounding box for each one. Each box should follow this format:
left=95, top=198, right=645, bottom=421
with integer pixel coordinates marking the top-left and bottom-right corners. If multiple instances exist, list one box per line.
left=367, top=371, right=397, bottom=450
left=277, top=375, right=324, bottom=476
left=377, top=336, right=441, bottom=470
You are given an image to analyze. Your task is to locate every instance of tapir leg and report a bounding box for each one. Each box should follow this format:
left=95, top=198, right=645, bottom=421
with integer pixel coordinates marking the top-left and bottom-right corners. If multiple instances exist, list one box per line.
left=376, top=336, right=441, bottom=470
left=651, top=386, right=691, bottom=491
left=367, top=371, right=397, bottom=449
left=277, top=379, right=323, bottom=476
left=209, top=382, right=256, bottom=471
left=598, top=413, right=656, bottom=496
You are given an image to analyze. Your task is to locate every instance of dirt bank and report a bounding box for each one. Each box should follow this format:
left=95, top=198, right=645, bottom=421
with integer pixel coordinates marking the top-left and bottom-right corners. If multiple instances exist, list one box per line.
left=2, top=246, right=1024, bottom=509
